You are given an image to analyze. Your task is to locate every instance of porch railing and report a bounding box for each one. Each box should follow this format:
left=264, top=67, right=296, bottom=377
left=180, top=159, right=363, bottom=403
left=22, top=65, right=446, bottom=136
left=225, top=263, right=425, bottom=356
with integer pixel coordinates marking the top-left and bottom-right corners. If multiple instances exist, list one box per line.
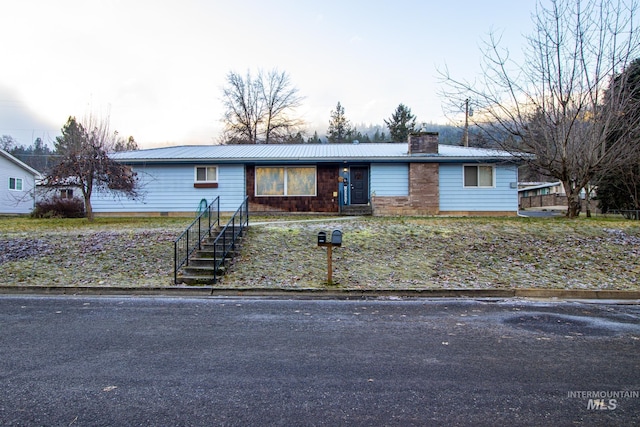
left=174, top=197, right=220, bottom=284
left=208, top=196, right=249, bottom=285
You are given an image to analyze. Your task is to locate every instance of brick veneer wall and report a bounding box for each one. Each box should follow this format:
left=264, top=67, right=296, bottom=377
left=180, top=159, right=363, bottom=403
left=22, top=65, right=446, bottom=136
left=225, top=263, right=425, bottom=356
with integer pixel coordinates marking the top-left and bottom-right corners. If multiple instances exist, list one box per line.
left=408, top=132, right=438, bottom=154
left=409, top=163, right=439, bottom=213
left=246, top=165, right=340, bottom=213
left=372, top=163, right=440, bottom=215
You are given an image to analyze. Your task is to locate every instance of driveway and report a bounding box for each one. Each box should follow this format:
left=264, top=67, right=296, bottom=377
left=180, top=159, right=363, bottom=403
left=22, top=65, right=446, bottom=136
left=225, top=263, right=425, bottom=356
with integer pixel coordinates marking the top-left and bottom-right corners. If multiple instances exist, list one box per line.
left=519, top=209, right=565, bottom=217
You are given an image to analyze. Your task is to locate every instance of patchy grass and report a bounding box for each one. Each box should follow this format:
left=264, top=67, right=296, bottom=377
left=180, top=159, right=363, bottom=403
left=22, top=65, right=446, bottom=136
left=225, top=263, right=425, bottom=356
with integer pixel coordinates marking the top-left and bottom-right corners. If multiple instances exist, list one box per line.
left=224, top=216, right=640, bottom=291
left=0, top=215, right=638, bottom=290
left=0, top=217, right=188, bottom=287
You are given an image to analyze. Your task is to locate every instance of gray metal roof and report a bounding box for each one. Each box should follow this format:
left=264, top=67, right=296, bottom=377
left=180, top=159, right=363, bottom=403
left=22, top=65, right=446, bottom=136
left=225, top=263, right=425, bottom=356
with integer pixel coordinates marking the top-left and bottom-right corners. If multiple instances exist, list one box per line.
left=111, top=143, right=517, bottom=164
left=517, top=181, right=562, bottom=192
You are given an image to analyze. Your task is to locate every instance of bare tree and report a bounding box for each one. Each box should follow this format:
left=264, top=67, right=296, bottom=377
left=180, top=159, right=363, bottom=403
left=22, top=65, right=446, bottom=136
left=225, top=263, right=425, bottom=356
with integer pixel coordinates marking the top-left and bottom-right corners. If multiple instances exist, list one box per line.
left=441, top=0, right=640, bottom=217
left=221, top=68, right=304, bottom=144
left=221, top=71, right=262, bottom=144
left=258, top=69, right=304, bottom=144
left=43, top=114, right=139, bottom=221
left=1, top=135, right=17, bottom=151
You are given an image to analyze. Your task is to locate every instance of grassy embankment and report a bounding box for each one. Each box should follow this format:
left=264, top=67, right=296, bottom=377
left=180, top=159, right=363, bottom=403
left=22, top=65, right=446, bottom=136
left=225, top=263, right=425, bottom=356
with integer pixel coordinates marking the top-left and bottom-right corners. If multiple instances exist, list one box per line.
left=0, top=215, right=638, bottom=290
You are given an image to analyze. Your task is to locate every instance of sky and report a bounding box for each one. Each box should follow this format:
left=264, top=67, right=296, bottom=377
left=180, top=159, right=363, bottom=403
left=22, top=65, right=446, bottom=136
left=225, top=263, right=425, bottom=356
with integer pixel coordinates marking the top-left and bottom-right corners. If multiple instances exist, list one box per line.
left=0, top=0, right=538, bottom=149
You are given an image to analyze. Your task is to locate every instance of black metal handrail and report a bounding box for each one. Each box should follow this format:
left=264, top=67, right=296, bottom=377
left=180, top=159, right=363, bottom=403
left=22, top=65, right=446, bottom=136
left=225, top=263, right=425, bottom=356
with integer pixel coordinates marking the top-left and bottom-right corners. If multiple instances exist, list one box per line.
left=174, top=197, right=220, bottom=284
left=209, top=196, right=249, bottom=286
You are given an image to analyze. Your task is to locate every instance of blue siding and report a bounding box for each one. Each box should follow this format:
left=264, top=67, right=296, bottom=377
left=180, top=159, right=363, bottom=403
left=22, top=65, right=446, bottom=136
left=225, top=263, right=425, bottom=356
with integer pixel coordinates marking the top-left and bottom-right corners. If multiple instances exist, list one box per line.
left=92, top=164, right=246, bottom=213
left=439, top=164, right=518, bottom=211
left=370, top=163, right=408, bottom=196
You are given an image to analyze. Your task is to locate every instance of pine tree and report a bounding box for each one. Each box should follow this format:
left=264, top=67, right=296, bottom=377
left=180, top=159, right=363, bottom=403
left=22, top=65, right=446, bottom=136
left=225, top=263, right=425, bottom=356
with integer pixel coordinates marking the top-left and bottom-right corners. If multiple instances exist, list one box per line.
left=384, top=104, right=417, bottom=142
left=327, top=102, right=352, bottom=143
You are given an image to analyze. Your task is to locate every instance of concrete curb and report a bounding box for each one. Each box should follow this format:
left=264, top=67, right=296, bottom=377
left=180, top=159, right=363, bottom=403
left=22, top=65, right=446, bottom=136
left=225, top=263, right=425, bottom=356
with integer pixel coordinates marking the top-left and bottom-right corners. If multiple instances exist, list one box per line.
left=0, top=285, right=639, bottom=301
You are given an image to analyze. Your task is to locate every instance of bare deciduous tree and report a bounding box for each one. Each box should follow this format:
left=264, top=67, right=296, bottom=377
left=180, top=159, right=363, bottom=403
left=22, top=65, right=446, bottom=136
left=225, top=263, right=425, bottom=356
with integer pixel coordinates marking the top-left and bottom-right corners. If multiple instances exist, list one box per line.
left=441, top=0, right=640, bottom=217
left=258, top=69, right=304, bottom=144
left=221, top=68, right=304, bottom=144
left=43, top=114, right=139, bottom=221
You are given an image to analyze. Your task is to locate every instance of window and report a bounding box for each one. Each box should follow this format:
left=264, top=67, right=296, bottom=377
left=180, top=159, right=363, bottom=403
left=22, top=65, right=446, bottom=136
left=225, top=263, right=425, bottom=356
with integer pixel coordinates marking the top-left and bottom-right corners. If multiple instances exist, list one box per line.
left=195, top=166, right=218, bottom=182
left=463, top=165, right=494, bottom=188
left=256, top=166, right=316, bottom=196
left=60, top=189, right=74, bottom=199
left=8, top=177, right=23, bottom=191
left=194, top=166, right=219, bottom=188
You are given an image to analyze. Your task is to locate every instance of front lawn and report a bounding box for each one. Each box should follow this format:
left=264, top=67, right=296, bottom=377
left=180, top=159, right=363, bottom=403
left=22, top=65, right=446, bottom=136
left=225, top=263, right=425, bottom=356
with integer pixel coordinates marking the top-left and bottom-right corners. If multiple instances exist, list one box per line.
left=0, top=215, right=638, bottom=290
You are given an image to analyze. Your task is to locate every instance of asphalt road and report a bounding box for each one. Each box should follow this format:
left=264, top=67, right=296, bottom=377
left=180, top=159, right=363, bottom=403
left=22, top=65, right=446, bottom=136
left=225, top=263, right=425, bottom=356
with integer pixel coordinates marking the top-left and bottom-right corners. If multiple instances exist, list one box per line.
left=1, top=296, right=639, bottom=426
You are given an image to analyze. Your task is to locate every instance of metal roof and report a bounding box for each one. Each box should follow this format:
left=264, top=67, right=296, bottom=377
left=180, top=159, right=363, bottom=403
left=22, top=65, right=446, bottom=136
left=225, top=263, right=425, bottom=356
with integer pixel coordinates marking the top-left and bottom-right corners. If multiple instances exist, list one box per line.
left=111, top=143, right=517, bottom=164
left=517, top=181, right=563, bottom=192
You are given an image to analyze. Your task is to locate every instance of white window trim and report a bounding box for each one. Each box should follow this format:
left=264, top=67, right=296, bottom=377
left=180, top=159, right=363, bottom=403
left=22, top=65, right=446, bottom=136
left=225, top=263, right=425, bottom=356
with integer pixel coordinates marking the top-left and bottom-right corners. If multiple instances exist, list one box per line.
left=194, top=166, right=218, bottom=183
left=255, top=166, right=317, bottom=197
left=8, top=177, right=23, bottom=191
left=463, top=164, right=495, bottom=188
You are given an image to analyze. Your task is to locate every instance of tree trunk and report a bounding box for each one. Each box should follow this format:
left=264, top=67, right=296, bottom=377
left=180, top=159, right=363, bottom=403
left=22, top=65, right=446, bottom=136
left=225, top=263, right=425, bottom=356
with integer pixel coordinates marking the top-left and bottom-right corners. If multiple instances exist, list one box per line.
left=85, top=197, right=94, bottom=221
left=563, top=181, right=582, bottom=218
left=584, top=185, right=592, bottom=218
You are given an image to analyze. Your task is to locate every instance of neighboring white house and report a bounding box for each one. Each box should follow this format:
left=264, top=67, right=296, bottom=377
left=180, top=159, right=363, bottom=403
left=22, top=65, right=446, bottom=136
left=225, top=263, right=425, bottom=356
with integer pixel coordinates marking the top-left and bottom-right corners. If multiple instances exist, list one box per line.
left=0, top=148, right=41, bottom=214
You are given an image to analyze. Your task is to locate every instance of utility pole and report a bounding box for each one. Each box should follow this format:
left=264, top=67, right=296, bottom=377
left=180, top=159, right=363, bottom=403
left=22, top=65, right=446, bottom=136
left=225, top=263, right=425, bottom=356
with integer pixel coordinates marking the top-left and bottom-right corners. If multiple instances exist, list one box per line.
left=463, top=98, right=469, bottom=147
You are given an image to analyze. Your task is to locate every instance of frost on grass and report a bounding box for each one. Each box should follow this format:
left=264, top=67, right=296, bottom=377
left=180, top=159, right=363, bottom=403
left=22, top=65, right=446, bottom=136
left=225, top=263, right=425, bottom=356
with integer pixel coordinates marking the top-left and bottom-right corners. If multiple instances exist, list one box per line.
left=222, top=218, right=640, bottom=291
left=0, top=217, right=638, bottom=290
left=0, top=229, right=178, bottom=287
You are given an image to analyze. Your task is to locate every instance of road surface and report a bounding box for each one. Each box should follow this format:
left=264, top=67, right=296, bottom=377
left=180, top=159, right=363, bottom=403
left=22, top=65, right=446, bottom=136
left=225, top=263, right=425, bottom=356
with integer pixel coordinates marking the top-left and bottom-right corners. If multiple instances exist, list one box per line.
left=1, top=295, right=639, bottom=426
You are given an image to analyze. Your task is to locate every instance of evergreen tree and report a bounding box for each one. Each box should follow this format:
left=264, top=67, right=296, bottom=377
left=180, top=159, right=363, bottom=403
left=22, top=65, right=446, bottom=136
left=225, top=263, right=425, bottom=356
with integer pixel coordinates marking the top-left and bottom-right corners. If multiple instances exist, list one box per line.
left=597, top=58, right=640, bottom=212
left=327, top=102, right=352, bottom=143
left=384, top=103, right=417, bottom=142
left=114, top=135, right=139, bottom=152
left=307, top=131, right=322, bottom=144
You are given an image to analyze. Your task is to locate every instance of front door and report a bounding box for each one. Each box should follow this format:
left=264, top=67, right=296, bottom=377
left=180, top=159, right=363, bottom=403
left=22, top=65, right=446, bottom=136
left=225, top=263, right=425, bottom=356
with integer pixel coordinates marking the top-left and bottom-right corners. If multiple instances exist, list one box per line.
left=349, top=167, right=369, bottom=205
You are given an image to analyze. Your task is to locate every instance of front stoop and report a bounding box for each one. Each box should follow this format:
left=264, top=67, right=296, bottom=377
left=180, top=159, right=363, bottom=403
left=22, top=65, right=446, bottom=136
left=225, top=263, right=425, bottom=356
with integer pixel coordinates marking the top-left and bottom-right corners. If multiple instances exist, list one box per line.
left=178, top=235, right=243, bottom=285
left=341, top=205, right=373, bottom=216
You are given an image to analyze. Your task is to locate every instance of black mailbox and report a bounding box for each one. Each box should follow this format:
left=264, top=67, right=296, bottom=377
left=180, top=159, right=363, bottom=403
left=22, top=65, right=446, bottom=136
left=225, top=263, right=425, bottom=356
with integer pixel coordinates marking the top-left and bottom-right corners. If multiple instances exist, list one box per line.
left=331, top=230, right=342, bottom=246
left=318, top=231, right=327, bottom=245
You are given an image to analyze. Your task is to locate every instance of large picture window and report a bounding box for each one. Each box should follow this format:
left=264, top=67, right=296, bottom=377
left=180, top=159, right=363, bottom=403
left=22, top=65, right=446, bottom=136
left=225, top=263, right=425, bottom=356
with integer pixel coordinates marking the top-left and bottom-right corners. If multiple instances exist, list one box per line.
left=256, top=166, right=316, bottom=196
left=8, top=177, right=23, bottom=191
left=463, top=165, right=494, bottom=188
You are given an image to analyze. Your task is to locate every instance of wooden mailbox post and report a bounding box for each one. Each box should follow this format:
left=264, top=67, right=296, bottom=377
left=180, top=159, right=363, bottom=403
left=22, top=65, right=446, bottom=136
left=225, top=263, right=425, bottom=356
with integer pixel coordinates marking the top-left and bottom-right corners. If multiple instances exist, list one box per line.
left=317, top=230, right=342, bottom=284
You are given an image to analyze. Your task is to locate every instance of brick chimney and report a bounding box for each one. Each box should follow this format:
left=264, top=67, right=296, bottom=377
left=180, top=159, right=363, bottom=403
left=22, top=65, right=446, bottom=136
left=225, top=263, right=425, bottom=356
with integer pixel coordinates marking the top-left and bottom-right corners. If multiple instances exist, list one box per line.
left=408, top=132, right=439, bottom=154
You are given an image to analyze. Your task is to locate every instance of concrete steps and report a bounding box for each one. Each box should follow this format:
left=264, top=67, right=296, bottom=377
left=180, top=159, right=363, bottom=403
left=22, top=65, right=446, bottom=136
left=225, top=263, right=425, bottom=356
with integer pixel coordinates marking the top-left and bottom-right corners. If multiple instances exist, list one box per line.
left=177, top=234, right=243, bottom=285
left=341, top=205, right=373, bottom=216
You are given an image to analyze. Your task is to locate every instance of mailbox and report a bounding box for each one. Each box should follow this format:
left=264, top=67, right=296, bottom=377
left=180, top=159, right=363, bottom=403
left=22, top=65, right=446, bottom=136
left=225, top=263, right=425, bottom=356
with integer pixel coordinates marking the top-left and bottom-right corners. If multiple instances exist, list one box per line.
left=317, top=231, right=327, bottom=245
left=331, top=230, right=342, bottom=246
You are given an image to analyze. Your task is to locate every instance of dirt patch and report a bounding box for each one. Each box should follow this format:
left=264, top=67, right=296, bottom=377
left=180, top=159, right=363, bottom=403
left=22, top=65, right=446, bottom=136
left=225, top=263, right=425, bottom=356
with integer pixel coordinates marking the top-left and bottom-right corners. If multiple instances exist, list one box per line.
left=0, top=238, right=54, bottom=264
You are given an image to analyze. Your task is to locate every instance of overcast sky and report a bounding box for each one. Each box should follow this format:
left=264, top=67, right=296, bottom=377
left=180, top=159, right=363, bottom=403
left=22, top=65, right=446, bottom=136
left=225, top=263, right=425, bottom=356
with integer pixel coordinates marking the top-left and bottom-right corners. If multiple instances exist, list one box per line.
left=0, top=0, right=537, bottom=149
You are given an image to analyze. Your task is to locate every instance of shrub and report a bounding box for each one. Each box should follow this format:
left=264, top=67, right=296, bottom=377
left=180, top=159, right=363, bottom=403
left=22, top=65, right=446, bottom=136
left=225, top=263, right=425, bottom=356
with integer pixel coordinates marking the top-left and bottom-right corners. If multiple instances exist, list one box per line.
left=32, top=197, right=85, bottom=218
